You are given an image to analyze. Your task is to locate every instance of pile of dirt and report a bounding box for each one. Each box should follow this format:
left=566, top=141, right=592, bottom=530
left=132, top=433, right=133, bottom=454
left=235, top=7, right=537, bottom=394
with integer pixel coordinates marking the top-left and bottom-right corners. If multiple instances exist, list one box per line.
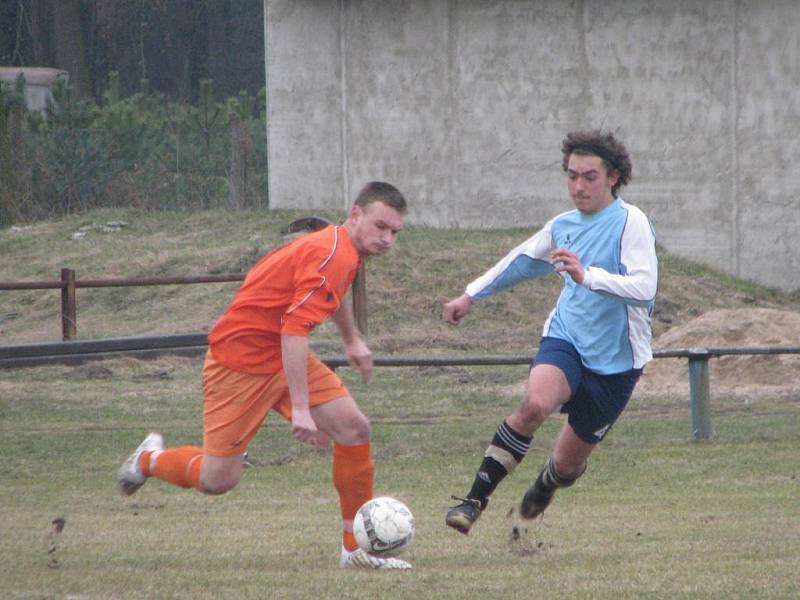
left=637, top=308, right=800, bottom=399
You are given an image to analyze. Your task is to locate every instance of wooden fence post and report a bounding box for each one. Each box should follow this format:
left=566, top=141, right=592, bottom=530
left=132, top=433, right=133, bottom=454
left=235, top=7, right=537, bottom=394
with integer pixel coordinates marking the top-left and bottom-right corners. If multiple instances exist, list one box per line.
left=688, top=349, right=713, bottom=441
left=61, top=268, right=77, bottom=341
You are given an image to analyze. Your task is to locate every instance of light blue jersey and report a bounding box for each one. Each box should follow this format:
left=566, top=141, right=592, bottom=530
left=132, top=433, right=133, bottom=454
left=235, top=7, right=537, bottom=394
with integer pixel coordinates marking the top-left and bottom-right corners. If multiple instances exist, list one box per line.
left=465, top=198, right=658, bottom=374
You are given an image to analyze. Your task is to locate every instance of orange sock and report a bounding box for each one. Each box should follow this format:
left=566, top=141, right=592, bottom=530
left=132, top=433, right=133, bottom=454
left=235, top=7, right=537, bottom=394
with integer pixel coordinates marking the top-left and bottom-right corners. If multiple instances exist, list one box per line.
left=343, top=530, right=359, bottom=552
left=333, top=442, right=374, bottom=551
left=150, top=446, right=204, bottom=490
left=140, top=451, right=155, bottom=477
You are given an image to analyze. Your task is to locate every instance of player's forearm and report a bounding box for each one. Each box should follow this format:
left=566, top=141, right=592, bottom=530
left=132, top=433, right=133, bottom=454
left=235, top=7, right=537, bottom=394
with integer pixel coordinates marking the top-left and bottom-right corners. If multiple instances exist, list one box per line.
left=331, top=294, right=360, bottom=343
left=582, top=264, right=657, bottom=305
left=281, top=335, right=311, bottom=411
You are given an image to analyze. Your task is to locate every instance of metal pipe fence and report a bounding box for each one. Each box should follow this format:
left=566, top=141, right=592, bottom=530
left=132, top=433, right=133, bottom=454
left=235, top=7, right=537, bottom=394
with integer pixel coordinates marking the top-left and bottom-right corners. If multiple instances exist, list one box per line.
left=2, top=214, right=798, bottom=442
left=0, top=331, right=798, bottom=441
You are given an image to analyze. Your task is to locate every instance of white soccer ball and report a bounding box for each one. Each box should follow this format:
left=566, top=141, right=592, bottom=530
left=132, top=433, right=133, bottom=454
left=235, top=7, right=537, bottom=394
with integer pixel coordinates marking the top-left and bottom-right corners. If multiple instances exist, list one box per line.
left=353, top=496, right=415, bottom=557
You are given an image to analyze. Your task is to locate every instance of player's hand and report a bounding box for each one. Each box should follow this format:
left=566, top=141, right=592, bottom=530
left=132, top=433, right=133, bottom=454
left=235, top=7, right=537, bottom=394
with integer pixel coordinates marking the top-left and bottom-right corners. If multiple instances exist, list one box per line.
left=442, top=293, right=472, bottom=324
left=291, top=409, right=327, bottom=448
left=550, top=248, right=585, bottom=284
left=312, top=429, right=330, bottom=449
left=345, top=336, right=373, bottom=383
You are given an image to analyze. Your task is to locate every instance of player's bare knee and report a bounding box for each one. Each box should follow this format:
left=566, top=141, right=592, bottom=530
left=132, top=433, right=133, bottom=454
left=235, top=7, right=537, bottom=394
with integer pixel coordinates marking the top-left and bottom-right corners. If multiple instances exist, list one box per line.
left=199, top=465, right=241, bottom=495
left=349, top=413, right=371, bottom=444
left=200, top=475, right=238, bottom=495
left=516, top=397, right=549, bottom=429
left=327, top=412, right=371, bottom=445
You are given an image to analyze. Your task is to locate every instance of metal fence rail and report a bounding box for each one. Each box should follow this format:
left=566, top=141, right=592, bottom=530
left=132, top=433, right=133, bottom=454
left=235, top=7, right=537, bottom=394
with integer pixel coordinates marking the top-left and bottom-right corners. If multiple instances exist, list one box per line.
left=4, top=216, right=795, bottom=443
left=1, top=334, right=798, bottom=441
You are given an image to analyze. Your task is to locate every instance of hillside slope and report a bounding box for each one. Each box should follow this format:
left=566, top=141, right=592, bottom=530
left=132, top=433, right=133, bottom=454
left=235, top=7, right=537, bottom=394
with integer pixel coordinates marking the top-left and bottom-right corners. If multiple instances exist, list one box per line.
left=2, top=208, right=799, bottom=361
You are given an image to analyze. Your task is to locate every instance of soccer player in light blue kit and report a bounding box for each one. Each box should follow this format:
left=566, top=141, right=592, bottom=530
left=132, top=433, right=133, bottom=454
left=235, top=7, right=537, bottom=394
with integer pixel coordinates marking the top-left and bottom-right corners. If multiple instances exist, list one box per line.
left=444, top=130, right=658, bottom=534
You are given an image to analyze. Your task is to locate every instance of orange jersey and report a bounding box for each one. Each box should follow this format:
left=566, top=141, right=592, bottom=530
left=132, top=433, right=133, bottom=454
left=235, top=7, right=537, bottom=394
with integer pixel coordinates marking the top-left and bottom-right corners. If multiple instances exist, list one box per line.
left=208, top=225, right=361, bottom=374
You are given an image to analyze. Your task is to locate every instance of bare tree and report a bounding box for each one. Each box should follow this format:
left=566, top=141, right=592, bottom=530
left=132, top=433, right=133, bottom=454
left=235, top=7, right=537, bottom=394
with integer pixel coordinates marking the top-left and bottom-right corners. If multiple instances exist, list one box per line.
left=49, top=0, right=92, bottom=96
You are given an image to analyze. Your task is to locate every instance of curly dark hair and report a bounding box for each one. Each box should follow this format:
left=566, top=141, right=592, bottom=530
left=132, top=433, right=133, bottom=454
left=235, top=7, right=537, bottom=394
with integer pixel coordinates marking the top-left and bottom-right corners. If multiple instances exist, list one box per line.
left=561, top=130, right=632, bottom=197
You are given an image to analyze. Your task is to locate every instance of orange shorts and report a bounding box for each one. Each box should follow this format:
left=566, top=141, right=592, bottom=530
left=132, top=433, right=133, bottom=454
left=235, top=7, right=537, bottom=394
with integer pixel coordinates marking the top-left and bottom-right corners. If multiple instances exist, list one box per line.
left=202, top=350, right=350, bottom=457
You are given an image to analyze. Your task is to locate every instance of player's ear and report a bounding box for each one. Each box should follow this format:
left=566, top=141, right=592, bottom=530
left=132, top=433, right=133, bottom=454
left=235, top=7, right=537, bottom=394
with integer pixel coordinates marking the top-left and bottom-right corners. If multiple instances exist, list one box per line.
left=607, top=169, right=620, bottom=189
left=349, top=204, right=363, bottom=222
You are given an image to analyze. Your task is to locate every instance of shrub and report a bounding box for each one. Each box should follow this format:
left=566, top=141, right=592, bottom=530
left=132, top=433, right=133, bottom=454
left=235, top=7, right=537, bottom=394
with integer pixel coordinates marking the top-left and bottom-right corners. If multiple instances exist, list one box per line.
left=1, top=75, right=268, bottom=225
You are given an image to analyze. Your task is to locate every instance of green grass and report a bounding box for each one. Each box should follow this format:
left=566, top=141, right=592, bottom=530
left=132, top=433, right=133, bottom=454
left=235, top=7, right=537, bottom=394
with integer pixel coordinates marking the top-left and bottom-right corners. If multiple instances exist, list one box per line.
left=1, top=208, right=799, bottom=598
left=0, top=359, right=798, bottom=599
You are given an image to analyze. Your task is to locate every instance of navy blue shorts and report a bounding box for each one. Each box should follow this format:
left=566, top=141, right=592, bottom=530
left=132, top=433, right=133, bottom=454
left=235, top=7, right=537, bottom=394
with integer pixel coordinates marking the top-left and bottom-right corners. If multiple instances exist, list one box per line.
left=532, top=337, right=642, bottom=444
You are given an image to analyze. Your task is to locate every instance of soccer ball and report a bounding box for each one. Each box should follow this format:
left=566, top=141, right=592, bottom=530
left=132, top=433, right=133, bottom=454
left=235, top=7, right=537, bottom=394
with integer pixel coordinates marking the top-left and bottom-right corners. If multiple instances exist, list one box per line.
left=353, top=496, right=415, bottom=557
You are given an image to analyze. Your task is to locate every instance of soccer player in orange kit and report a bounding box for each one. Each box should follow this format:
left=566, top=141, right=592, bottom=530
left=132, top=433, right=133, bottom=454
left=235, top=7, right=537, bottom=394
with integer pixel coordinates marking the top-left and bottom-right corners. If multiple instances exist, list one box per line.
left=117, top=182, right=411, bottom=569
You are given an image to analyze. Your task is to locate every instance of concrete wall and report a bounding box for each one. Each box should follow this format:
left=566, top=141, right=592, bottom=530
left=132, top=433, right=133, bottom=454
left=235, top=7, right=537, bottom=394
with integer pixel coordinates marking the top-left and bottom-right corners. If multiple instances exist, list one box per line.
left=264, top=0, right=800, bottom=291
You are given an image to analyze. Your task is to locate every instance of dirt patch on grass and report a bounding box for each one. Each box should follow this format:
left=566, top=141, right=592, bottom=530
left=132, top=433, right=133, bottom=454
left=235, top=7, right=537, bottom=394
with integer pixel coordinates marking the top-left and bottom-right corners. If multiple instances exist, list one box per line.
left=498, top=308, right=800, bottom=402
left=639, top=308, right=800, bottom=400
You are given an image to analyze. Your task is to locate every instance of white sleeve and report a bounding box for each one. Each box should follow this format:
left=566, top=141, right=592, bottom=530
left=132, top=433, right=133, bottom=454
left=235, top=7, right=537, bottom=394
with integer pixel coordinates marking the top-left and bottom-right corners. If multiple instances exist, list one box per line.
left=581, top=207, right=657, bottom=306
left=465, top=220, right=556, bottom=301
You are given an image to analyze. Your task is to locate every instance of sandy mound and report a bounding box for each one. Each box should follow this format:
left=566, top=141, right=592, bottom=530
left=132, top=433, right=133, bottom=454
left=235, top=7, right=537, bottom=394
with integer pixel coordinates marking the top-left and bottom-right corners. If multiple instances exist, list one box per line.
left=497, top=308, right=800, bottom=400
left=637, top=308, right=800, bottom=399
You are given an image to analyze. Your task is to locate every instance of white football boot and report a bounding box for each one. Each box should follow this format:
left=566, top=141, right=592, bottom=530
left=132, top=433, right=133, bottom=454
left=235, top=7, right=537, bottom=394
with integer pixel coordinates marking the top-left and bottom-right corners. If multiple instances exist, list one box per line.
left=339, top=546, right=412, bottom=570
left=117, top=432, right=164, bottom=496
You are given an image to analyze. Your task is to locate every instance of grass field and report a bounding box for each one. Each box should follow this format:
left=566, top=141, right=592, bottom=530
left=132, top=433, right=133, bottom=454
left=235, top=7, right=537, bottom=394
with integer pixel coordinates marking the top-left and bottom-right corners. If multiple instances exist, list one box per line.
left=1, top=208, right=799, bottom=598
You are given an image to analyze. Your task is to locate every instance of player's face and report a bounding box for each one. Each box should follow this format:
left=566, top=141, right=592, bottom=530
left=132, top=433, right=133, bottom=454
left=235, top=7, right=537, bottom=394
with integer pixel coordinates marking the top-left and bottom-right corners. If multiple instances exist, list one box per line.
left=566, top=154, right=619, bottom=215
left=349, top=201, right=405, bottom=256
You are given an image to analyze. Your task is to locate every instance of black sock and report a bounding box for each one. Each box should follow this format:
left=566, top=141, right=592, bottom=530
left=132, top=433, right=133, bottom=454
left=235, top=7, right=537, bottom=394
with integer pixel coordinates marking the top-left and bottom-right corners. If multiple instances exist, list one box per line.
left=466, top=421, right=532, bottom=509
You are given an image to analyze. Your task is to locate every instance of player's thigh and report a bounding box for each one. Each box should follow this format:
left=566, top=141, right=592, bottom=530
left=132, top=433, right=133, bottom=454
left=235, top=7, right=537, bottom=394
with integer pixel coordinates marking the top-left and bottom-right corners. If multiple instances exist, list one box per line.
left=311, top=395, right=370, bottom=445
left=508, top=364, right=571, bottom=433
left=524, top=363, right=573, bottom=412
left=525, top=337, right=581, bottom=413
left=202, top=351, right=282, bottom=457
left=272, top=355, right=365, bottom=443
